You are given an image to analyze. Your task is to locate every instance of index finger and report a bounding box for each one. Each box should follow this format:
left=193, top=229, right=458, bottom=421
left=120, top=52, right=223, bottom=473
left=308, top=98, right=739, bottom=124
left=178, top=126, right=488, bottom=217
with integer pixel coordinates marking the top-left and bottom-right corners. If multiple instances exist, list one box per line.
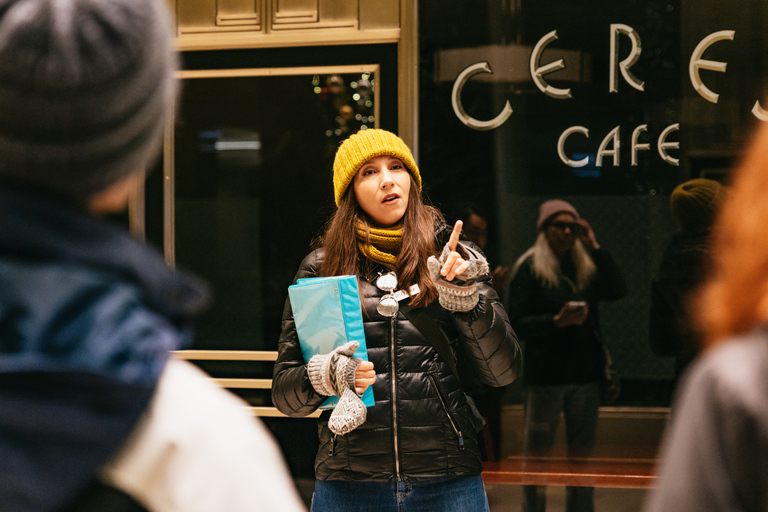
left=448, top=220, right=463, bottom=252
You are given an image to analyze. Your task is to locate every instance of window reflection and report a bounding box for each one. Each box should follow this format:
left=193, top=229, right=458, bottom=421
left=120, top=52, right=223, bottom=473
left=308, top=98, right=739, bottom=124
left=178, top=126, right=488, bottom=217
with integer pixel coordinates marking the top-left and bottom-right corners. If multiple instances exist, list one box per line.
left=169, top=68, right=378, bottom=352
left=418, top=0, right=768, bottom=467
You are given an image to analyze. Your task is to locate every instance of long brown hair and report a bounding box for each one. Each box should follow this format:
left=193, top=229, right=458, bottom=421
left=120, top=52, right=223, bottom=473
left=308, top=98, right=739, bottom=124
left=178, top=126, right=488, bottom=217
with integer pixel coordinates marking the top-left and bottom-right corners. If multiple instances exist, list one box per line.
left=695, top=121, right=768, bottom=349
left=320, top=174, right=441, bottom=308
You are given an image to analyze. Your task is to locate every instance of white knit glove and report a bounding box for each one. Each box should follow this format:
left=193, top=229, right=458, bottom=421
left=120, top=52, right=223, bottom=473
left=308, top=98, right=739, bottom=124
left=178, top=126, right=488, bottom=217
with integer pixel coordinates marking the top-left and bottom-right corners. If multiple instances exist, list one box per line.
left=307, top=341, right=367, bottom=435
left=427, top=242, right=489, bottom=312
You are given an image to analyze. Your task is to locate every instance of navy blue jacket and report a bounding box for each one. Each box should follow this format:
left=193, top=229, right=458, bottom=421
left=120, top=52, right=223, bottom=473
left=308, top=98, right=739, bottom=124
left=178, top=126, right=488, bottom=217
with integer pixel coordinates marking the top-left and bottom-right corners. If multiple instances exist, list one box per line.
left=0, top=186, right=208, bottom=511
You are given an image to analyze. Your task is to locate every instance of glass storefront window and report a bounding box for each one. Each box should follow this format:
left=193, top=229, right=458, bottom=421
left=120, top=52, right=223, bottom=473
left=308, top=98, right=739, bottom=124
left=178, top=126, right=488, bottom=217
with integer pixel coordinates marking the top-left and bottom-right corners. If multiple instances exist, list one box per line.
left=416, top=0, right=768, bottom=465
left=169, top=66, right=379, bottom=352
left=142, top=44, right=399, bottom=477
left=418, top=0, right=768, bottom=410
left=143, top=0, right=768, bottom=478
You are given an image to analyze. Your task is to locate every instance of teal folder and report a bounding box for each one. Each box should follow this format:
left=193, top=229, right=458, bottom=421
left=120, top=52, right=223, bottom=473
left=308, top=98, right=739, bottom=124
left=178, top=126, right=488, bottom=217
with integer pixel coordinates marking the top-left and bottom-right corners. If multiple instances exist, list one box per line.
left=288, top=275, right=374, bottom=410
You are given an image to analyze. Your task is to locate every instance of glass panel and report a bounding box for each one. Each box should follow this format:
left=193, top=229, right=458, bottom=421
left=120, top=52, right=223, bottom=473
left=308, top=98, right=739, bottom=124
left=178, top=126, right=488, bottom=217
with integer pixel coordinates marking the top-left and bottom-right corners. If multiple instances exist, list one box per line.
left=418, top=0, right=768, bottom=464
left=172, top=67, right=378, bottom=352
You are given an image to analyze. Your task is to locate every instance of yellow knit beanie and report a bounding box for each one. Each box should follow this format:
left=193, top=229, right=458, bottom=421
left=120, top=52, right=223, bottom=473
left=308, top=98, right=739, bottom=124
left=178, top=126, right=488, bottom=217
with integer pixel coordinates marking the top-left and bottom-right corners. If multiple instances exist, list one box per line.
left=332, top=129, right=422, bottom=206
left=670, top=178, right=725, bottom=230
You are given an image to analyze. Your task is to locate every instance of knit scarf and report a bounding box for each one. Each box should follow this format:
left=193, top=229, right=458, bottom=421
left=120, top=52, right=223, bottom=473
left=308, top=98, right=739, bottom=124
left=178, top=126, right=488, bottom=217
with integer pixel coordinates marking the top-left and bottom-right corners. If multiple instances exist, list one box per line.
left=356, top=220, right=403, bottom=270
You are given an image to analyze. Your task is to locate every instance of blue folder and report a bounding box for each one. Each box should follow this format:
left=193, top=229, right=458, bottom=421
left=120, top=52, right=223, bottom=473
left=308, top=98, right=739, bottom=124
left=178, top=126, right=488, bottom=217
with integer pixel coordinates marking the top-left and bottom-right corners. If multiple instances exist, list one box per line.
left=288, top=275, right=374, bottom=410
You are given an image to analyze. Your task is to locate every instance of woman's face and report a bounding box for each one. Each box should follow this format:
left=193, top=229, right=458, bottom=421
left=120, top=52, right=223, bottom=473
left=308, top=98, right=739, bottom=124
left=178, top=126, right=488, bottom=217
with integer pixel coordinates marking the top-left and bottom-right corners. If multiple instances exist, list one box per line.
left=544, top=212, right=579, bottom=258
left=353, top=155, right=411, bottom=227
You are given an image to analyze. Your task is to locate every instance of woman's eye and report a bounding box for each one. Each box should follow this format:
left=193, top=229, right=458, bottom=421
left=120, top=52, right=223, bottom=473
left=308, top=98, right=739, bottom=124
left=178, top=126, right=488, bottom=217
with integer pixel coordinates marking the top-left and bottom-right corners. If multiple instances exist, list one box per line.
left=391, top=164, right=403, bottom=170
left=362, top=169, right=374, bottom=176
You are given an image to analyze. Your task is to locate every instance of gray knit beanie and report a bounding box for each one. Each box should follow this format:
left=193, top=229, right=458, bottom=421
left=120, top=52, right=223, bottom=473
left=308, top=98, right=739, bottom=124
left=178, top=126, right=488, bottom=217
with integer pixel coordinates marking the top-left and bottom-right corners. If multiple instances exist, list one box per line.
left=0, top=0, right=178, bottom=200
left=536, top=199, right=580, bottom=230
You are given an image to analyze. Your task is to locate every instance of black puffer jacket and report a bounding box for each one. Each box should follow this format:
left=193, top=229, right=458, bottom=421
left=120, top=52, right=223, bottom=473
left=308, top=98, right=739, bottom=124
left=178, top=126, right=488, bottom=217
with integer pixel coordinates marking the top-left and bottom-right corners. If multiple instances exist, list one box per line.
left=272, top=239, right=521, bottom=482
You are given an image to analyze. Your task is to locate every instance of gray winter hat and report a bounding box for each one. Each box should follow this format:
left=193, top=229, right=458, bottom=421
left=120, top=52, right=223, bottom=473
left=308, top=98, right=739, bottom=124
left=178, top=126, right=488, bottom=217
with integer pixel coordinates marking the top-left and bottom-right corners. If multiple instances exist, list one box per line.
left=0, top=0, right=178, bottom=200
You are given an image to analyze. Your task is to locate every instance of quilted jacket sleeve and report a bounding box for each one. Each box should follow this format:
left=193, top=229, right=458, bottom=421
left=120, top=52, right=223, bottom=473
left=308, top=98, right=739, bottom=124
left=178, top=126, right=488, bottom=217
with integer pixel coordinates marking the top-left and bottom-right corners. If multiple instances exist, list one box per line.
left=451, top=241, right=522, bottom=388
left=271, top=249, right=329, bottom=417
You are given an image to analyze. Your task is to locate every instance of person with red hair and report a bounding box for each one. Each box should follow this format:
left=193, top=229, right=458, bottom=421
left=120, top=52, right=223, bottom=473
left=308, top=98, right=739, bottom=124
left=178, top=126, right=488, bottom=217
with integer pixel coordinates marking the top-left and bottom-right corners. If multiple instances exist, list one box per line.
left=645, top=120, right=768, bottom=512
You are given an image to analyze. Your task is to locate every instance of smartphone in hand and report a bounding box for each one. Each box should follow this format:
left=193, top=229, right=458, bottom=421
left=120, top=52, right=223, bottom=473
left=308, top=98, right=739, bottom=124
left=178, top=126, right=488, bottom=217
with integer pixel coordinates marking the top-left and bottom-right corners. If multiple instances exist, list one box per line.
left=565, top=300, right=587, bottom=311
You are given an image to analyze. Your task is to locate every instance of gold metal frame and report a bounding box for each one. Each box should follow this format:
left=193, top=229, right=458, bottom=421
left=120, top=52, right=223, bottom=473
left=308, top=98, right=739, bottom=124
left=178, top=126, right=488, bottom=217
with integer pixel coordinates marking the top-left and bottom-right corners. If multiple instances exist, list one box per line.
left=128, top=174, right=145, bottom=242
left=398, top=0, right=419, bottom=159
left=173, top=349, right=321, bottom=417
left=161, top=64, right=380, bottom=266
left=136, top=1, right=420, bottom=239
left=132, top=1, right=419, bottom=418
left=169, top=0, right=418, bottom=149
left=149, top=65, right=380, bottom=418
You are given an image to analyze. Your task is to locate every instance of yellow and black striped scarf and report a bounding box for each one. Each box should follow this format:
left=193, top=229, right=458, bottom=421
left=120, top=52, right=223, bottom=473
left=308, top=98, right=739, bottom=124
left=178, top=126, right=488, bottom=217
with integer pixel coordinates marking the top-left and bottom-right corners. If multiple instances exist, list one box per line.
left=356, top=220, right=402, bottom=270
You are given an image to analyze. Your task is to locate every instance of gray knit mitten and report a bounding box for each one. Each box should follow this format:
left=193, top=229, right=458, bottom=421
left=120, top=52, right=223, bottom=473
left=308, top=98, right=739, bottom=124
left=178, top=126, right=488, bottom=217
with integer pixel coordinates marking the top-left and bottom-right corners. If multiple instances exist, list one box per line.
left=427, top=242, right=489, bottom=312
left=307, top=341, right=367, bottom=435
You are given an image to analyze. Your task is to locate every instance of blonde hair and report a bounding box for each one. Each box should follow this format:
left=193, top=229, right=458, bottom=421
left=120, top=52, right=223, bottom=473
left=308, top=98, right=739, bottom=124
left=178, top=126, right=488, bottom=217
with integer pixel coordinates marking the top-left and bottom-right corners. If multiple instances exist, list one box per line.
left=512, top=232, right=596, bottom=291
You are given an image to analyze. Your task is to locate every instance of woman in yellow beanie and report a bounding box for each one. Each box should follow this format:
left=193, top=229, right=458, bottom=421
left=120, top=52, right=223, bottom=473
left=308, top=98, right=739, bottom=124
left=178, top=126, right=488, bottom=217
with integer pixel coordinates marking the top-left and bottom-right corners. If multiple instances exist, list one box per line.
left=649, top=178, right=725, bottom=388
left=273, top=129, right=521, bottom=511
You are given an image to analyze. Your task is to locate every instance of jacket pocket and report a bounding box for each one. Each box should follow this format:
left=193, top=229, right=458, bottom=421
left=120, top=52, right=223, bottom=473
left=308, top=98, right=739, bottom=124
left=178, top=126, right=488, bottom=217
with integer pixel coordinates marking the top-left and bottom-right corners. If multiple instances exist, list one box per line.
left=428, top=373, right=465, bottom=450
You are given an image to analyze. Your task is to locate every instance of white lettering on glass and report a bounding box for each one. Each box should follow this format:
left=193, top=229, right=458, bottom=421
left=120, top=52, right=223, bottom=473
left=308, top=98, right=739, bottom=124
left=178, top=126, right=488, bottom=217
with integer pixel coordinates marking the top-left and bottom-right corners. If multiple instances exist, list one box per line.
left=609, top=24, right=645, bottom=93
left=689, top=30, right=735, bottom=104
left=451, top=61, right=513, bottom=130
left=449, top=25, right=760, bottom=159
left=530, top=30, right=572, bottom=99
left=557, top=126, right=590, bottom=167
left=596, top=126, right=621, bottom=167
left=657, top=123, right=680, bottom=166
left=559, top=123, right=679, bottom=167
left=752, top=101, right=768, bottom=121
left=631, top=125, right=650, bottom=166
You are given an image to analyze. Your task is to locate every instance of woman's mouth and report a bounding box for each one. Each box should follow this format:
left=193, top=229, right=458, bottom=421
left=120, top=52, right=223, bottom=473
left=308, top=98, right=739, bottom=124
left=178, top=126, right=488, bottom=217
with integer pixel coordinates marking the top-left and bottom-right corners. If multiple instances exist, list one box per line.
left=382, top=194, right=399, bottom=203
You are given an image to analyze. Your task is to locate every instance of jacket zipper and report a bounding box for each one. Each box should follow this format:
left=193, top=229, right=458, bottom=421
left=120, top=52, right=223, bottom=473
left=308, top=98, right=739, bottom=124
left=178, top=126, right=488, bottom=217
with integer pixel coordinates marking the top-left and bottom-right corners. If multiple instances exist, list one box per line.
left=390, top=315, right=401, bottom=479
left=428, top=374, right=464, bottom=450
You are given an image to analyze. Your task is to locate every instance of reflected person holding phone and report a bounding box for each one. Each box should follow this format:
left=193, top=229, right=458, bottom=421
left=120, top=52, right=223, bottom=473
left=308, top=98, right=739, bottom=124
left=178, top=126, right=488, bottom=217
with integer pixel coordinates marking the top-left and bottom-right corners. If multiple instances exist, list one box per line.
left=508, top=200, right=627, bottom=512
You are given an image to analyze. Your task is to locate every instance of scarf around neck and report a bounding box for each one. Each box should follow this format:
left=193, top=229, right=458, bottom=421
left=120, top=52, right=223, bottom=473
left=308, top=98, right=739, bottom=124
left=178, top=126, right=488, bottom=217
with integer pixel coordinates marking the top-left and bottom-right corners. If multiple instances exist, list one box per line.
left=356, top=220, right=403, bottom=270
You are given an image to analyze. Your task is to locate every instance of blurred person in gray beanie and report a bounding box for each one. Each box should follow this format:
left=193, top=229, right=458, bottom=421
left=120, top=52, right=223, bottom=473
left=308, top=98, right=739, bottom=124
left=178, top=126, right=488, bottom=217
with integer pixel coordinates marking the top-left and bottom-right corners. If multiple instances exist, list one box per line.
left=0, top=0, right=177, bottom=200
left=0, top=1, right=305, bottom=511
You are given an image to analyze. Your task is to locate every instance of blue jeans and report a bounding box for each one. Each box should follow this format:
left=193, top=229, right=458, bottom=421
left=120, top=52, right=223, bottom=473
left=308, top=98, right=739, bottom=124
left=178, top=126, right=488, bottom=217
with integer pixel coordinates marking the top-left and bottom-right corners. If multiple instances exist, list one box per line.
left=310, top=475, right=490, bottom=512
left=522, top=383, right=600, bottom=512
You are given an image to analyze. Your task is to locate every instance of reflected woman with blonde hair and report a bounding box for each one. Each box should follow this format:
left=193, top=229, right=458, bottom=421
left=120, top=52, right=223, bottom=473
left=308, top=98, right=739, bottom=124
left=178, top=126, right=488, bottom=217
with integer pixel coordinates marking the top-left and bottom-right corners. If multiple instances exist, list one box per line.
left=645, top=121, right=768, bottom=512
left=508, top=199, right=627, bottom=512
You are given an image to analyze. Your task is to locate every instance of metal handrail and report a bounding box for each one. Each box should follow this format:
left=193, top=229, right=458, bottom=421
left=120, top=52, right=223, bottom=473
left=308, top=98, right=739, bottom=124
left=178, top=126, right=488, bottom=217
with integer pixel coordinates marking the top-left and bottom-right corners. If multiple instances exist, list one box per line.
left=173, top=350, right=321, bottom=418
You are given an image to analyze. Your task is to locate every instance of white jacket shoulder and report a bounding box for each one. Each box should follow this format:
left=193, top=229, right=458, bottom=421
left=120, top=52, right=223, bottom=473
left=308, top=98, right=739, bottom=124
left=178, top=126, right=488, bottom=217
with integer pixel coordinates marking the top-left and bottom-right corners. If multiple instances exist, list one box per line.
left=101, top=358, right=306, bottom=512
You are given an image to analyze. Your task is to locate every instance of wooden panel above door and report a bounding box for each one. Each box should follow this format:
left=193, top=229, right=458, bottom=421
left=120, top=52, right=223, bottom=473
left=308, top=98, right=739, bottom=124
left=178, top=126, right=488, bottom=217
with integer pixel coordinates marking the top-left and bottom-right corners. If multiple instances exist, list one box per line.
left=169, top=0, right=402, bottom=50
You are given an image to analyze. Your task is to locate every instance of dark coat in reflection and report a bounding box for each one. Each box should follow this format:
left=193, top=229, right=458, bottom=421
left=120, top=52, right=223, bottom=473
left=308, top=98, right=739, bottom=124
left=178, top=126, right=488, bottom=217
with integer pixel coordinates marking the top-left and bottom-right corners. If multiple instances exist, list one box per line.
left=649, top=229, right=712, bottom=380
left=508, top=248, right=627, bottom=386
